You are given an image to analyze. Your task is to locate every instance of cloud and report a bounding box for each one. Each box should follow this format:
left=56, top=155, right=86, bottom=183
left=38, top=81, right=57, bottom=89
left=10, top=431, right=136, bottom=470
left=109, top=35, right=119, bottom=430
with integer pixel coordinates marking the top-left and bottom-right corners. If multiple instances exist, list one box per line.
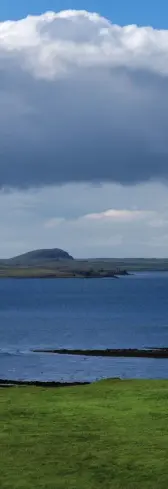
left=42, top=204, right=168, bottom=257
left=83, top=209, right=153, bottom=221
left=1, top=182, right=168, bottom=258
left=44, top=208, right=154, bottom=226
left=1, top=10, right=168, bottom=188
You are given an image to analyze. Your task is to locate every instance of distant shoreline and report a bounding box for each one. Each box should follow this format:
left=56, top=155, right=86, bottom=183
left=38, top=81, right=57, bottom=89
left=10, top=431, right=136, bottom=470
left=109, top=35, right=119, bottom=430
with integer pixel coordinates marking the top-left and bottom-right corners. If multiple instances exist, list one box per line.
left=0, top=379, right=90, bottom=388
left=0, top=269, right=129, bottom=279
left=1, top=260, right=168, bottom=278
left=1, top=248, right=168, bottom=277
left=1, top=248, right=168, bottom=276
left=32, top=347, right=168, bottom=359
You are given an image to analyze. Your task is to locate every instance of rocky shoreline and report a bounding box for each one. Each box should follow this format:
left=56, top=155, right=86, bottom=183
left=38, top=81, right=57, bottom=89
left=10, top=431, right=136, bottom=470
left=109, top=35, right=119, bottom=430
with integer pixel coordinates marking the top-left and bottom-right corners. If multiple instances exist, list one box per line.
left=32, top=347, right=168, bottom=358
left=0, top=379, right=90, bottom=388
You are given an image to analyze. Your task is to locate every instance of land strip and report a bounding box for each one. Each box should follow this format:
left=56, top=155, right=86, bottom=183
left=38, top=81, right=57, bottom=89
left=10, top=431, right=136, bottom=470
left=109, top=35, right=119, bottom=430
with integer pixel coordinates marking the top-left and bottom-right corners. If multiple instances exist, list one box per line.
left=32, top=347, right=168, bottom=358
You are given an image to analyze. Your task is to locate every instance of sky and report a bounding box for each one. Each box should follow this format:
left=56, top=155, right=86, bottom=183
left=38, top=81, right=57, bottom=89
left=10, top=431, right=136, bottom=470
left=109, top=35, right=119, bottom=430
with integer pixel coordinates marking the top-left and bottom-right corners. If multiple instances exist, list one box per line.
left=1, top=0, right=168, bottom=29
left=0, top=3, right=168, bottom=258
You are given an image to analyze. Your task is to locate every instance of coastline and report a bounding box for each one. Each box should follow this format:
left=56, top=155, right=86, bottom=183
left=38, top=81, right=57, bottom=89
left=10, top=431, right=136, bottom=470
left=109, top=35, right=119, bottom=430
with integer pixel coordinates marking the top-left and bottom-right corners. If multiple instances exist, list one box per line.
left=0, top=379, right=90, bottom=388
left=32, top=347, right=168, bottom=358
left=0, top=269, right=129, bottom=279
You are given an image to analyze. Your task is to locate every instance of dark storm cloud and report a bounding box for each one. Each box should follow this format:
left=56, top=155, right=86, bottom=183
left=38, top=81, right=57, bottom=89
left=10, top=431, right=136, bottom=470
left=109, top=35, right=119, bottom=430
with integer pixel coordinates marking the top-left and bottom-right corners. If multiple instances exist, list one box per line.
left=1, top=11, right=168, bottom=188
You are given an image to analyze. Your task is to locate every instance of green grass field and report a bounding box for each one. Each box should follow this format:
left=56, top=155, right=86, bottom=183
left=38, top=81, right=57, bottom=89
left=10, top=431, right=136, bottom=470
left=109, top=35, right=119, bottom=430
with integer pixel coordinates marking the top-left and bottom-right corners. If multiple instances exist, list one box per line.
left=1, top=379, right=168, bottom=488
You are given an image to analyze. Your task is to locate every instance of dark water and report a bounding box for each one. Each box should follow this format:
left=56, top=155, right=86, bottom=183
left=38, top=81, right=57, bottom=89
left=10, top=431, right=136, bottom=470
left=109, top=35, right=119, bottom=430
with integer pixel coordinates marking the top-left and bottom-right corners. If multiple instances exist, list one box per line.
left=1, top=272, right=168, bottom=382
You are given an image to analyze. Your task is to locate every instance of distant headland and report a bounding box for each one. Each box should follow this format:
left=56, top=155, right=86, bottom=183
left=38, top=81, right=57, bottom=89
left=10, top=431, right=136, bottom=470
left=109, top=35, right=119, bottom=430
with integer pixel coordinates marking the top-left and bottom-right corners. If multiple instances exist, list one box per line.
left=0, top=248, right=167, bottom=278
left=0, top=248, right=127, bottom=278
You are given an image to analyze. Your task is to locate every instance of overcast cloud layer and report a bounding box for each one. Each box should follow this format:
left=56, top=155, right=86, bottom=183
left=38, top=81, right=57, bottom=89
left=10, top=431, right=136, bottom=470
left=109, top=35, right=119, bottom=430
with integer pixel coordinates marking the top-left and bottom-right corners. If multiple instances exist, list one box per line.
left=1, top=10, right=168, bottom=188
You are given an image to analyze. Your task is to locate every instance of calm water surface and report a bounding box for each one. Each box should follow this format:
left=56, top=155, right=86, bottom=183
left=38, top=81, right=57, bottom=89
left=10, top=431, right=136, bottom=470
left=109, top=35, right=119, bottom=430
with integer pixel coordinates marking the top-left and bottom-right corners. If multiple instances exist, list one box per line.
left=1, top=272, right=168, bottom=381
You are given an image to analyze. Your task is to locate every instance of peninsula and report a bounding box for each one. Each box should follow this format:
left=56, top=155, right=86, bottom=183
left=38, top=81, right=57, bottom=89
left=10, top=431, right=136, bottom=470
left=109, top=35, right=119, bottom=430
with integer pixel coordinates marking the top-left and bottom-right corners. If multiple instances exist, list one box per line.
left=0, top=248, right=168, bottom=278
left=0, top=248, right=128, bottom=278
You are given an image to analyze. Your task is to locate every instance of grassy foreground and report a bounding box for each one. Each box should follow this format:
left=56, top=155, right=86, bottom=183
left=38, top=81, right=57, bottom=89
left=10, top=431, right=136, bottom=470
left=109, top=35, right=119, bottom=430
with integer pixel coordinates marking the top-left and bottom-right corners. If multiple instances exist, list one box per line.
left=1, top=379, right=168, bottom=488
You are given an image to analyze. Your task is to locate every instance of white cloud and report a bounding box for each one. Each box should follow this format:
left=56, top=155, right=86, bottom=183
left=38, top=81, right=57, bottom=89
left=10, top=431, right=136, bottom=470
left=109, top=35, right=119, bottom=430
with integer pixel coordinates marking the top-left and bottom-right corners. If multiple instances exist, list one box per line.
left=83, top=209, right=154, bottom=221
left=0, top=10, right=168, bottom=188
left=1, top=10, right=168, bottom=77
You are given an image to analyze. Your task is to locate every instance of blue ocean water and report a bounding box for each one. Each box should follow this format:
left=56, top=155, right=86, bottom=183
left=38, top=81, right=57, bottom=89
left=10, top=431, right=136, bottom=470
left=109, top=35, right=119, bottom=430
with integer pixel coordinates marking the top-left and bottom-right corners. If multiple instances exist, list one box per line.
left=1, top=272, right=168, bottom=382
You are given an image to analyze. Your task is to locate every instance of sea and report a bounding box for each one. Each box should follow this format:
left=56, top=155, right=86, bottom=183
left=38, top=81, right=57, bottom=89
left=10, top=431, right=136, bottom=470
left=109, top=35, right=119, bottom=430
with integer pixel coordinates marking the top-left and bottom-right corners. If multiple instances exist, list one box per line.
left=1, top=272, right=168, bottom=382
